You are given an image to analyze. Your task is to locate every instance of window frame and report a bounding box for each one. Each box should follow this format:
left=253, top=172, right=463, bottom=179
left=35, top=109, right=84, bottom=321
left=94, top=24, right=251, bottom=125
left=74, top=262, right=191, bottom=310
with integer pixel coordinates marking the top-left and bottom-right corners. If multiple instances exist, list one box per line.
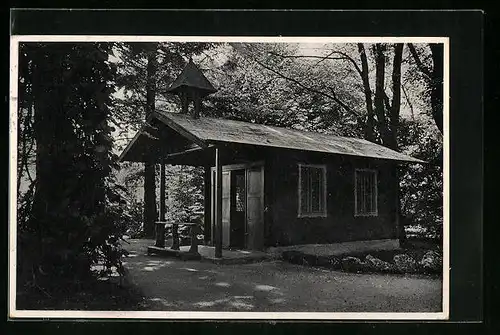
left=297, top=163, right=328, bottom=218
left=354, top=168, right=379, bottom=217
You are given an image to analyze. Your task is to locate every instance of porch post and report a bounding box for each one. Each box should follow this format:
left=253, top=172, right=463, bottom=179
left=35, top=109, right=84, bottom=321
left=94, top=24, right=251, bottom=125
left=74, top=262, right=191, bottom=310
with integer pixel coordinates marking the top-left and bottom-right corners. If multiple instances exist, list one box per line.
left=214, top=147, right=223, bottom=258
left=203, top=165, right=212, bottom=246
left=170, top=167, right=180, bottom=251
left=155, top=161, right=166, bottom=248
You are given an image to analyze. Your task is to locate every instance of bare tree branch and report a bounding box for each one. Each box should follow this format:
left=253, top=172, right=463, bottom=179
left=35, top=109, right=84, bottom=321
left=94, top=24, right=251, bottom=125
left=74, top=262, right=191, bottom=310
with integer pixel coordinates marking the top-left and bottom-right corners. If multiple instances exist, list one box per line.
left=327, top=87, right=363, bottom=121
left=310, top=49, right=340, bottom=69
left=268, top=50, right=363, bottom=79
left=401, top=82, right=415, bottom=121
left=407, top=43, right=432, bottom=79
left=250, top=56, right=362, bottom=119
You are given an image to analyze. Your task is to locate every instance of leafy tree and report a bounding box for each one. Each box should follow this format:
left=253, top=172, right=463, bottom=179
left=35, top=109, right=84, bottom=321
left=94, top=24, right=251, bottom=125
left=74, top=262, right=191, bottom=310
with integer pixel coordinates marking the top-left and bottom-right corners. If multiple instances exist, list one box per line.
left=113, top=42, right=213, bottom=239
left=17, top=42, right=126, bottom=290
left=162, top=165, right=205, bottom=242
left=399, top=117, right=443, bottom=239
left=407, top=43, right=444, bottom=134
left=212, top=43, right=363, bottom=137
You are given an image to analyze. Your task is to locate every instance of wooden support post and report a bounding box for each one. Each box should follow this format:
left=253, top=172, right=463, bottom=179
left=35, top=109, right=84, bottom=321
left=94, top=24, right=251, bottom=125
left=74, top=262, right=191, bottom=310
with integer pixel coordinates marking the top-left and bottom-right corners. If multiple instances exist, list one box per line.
left=155, top=162, right=166, bottom=248
left=192, top=91, right=201, bottom=119
left=204, top=165, right=212, bottom=246
left=214, top=147, right=223, bottom=258
left=181, top=92, right=189, bottom=114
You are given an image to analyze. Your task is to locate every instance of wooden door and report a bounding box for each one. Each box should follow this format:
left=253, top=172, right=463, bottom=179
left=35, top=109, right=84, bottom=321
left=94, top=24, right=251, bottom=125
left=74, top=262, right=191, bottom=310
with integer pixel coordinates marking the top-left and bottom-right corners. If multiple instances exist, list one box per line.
left=246, top=165, right=264, bottom=250
left=211, top=169, right=231, bottom=247
left=221, top=171, right=231, bottom=247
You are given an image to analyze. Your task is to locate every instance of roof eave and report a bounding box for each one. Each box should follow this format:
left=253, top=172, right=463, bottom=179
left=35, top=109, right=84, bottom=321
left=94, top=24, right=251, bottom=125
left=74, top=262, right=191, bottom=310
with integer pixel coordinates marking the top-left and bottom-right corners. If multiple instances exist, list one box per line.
left=117, top=113, right=157, bottom=163
left=152, top=111, right=208, bottom=149
left=205, top=138, right=425, bottom=164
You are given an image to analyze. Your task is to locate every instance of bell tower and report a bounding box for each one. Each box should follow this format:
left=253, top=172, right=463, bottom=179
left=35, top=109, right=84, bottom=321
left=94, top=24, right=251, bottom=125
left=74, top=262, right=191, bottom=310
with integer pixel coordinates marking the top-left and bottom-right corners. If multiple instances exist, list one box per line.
left=166, top=58, right=217, bottom=119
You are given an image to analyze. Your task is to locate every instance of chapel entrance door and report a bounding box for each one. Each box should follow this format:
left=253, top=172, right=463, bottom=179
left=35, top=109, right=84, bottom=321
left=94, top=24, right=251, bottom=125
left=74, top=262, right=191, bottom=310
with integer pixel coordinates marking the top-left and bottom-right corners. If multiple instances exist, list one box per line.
left=230, top=169, right=246, bottom=249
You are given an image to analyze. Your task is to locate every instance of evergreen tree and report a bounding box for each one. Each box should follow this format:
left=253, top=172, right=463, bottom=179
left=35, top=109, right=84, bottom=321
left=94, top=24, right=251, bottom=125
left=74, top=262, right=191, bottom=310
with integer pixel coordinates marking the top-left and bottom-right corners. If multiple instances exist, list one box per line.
left=17, top=42, right=125, bottom=289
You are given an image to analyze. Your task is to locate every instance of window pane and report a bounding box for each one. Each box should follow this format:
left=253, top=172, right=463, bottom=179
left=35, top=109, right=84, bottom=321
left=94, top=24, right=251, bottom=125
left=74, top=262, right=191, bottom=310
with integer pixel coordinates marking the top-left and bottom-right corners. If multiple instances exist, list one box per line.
left=299, top=165, right=326, bottom=216
left=356, top=171, right=363, bottom=213
left=235, top=173, right=245, bottom=212
left=311, top=168, right=320, bottom=212
left=371, top=172, right=377, bottom=213
left=318, top=169, right=324, bottom=212
left=300, top=166, right=308, bottom=214
left=365, top=173, right=370, bottom=213
left=355, top=170, right=377, bottom=215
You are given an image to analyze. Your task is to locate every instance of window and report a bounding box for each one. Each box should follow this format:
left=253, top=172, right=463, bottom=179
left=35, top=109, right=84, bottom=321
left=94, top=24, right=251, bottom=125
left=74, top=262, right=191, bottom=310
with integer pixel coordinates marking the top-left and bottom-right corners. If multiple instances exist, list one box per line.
left=298, top=164, right=327, bottom=217
left=234, top=173, right=245, bottom=212
left=354, top=169, right=378, bottom=216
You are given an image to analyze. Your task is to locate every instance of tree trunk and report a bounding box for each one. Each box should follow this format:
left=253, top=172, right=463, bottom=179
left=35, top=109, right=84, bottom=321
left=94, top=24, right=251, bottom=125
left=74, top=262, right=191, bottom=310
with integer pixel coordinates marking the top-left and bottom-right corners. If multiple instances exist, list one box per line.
left=29, top=47, right=79, bottom=278
left=357, top=43, right=376, bottom=142
left=373, top=44, right=389, bottom=146
left=143, top=43, right=158, bottom=239
left=388, top=43, right=404, bottom=151
left=407, top=43, right=443, bottom=134
left=389, top=44, right=405, bottom=244
left=30, top=50, right=50, bottom=271
left=430, top=43, right=444, bottom=134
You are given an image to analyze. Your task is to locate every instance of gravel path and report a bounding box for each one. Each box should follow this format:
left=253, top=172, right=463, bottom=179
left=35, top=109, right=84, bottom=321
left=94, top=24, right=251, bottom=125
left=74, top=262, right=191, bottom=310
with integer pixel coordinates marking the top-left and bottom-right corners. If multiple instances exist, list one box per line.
left=122, top=239, right=442, bottom=312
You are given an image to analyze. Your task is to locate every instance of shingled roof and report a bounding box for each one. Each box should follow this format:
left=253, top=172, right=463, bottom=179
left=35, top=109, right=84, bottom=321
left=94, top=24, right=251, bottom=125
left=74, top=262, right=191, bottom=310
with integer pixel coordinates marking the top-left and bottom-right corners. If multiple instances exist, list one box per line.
left=119, top=110, right=424, bottom=164
left=166, top=59, right=217, bottom=95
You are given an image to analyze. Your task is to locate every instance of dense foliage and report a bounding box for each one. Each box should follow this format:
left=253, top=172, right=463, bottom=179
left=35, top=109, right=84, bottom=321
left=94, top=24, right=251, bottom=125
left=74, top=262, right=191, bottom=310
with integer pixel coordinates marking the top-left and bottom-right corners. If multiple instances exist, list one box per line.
left=17, top=43, right=127, bottom=289
left=164, top=165, right=205, bottom=224
left=399, top=118, right=443, bottom=239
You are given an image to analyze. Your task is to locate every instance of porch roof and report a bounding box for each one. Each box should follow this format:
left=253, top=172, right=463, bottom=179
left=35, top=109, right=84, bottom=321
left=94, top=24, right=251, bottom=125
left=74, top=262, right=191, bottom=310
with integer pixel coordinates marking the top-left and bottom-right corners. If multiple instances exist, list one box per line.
left=119, top=110, right=424, bottom=164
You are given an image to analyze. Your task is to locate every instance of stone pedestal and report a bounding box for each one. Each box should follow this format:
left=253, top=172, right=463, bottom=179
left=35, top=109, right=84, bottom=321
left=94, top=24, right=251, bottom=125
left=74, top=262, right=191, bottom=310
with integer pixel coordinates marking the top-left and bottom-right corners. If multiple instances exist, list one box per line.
left=171, top=224, right=180, bottom=250
left=188, top=225, right=200, bottom=255
left=154, top=222, right=165, bottom=248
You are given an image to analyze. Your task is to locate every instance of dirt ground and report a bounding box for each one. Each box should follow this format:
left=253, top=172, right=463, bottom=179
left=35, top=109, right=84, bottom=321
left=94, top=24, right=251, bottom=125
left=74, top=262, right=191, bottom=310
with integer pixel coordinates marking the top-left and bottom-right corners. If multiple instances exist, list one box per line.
left=122, top=239, right=443, bottom=312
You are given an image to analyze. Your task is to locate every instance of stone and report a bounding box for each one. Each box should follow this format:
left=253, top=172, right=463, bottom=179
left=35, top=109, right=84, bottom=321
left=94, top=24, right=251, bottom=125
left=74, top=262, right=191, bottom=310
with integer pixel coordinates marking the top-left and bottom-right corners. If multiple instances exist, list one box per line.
left=365, top=254, right=394, bottom=272
left=393, top=253, right=418, bottom=273
left=282, top=250, right=306, bottom=265
left=316, top=255, right=342, bottom=269
left=301, top=253, right=318, bottom=266
left=419, top=250, right=443, bottom=273
left=341, top=256, right=365, bottom=272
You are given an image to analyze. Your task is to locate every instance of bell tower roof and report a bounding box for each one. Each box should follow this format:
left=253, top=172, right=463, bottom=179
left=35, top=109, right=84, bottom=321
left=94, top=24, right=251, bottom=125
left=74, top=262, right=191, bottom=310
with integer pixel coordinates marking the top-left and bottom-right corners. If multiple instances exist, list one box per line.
left=166, top=59, right=217, bottom=96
